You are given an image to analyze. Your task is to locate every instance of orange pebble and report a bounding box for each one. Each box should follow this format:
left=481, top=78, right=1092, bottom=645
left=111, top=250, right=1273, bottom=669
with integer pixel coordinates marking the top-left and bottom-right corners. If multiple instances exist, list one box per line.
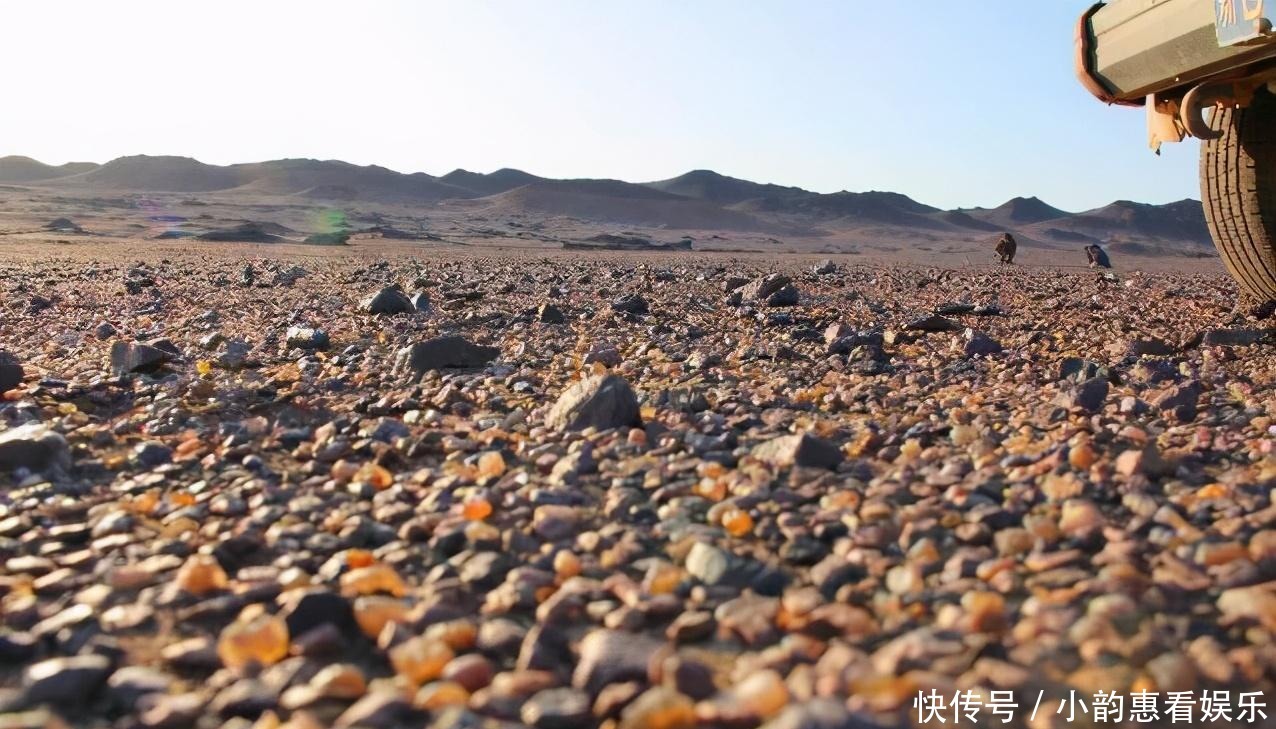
left=355, top=463, right=394, bottom=490
left=389, top=637, right=453, bottom=686
left=340, top=564, right=406, bottom=598
left=463, top=498, right=493, bottom=521
left=414, top=681, right=470, bottom=710
left=424, top=620, right=478, bottom=651
left=553, top=550, right=581, bottom=579
left=1069, top=442, right=1098, bottom=470
left=218, top=614, right=289, bottom=670
left=722, top=507, right=754, bottom=537
left=694, top=478, right=726, bottom=502
left=176, top=554, right=229, bottom=596
left=643, top=563, right=685, bottom=595
left=477, top=451, right=506, bottom=479
left=352, top=596, right=409, bottom=639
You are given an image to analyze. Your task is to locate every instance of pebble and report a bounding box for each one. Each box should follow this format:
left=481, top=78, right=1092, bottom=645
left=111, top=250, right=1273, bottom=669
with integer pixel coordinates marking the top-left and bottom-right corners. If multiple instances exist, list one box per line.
left=617, top=686, right=696, bottom=729
left=361, top=286, right=415, bottom=314
left=905, top=314, right=961, bottom=332
left=962, top=328, right=1002, bottom=357
left=573, top=630, right=663, bottom=695
left=1058, top=376, right=1109, bottom=413
left=740, top=274, right=791, bottom=302
left=0, top=350, right=22, bottom=391
left=612, top=293, right=649, bottom=314
left=1154, top=379, right=1203, bottom=423
left=546, top=374, right=641, bottom=432
left=752, top=433, right=842, bottom=470
left=109, top=340, right=172, bottom=375
left=522, top=687, right=592, bottom=729
left=23, top=655, right=112, bottom=706
left=685, top=542, right=731, bottom=585
left=394, top=335, right=500, bottom=375
left=285, top=326, right=330, bottom=350
left=0, top=423, right=70, bottom=472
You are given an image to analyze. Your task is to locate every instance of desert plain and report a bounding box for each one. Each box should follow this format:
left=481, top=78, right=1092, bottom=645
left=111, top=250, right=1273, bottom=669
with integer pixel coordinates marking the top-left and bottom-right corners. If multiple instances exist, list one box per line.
left=0, top=159, right=1273, bottom=729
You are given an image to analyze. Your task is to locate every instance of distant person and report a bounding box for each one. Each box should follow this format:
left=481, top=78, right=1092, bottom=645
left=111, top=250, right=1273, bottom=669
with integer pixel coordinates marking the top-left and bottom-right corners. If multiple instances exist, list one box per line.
left=995, top=233, right=1017, bottom=265
left=1085, top=244, right=1111, bottom=269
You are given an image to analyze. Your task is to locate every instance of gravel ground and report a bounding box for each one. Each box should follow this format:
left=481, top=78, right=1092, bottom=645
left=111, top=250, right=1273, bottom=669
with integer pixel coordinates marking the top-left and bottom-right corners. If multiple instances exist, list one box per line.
left=0, top=247, right=1273, bottom=729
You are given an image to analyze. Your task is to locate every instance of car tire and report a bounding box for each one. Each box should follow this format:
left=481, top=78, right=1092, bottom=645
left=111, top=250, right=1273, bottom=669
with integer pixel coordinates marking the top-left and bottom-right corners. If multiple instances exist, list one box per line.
left=1201, top=89, right=1276, bottom=303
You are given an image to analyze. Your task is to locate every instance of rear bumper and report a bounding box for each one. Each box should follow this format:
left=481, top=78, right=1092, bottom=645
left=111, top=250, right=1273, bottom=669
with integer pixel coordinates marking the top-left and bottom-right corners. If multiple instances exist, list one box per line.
left=1075, top=2, right=1143, bottom=106
left=1076, top=0, right=1276, bottom=104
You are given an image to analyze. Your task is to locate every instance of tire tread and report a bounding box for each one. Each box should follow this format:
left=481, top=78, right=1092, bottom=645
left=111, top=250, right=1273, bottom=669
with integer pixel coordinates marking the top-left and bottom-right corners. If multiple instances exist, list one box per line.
left=1201, top=93, right=1276, bottom=301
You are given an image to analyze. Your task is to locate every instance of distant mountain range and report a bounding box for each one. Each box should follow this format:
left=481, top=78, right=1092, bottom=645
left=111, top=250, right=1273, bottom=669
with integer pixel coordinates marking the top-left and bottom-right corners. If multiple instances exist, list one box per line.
left=0, top=154, right=1214, bottom=252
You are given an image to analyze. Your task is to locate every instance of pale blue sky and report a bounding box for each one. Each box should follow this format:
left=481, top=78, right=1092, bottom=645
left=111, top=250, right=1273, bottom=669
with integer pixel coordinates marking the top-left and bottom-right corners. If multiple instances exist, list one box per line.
left=0, top=1, right=1198, bottom=212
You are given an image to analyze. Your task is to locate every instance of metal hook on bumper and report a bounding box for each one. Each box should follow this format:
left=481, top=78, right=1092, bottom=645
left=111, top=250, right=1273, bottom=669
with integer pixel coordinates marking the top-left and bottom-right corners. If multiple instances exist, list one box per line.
left=1180, top=82, right=1232, bottom=140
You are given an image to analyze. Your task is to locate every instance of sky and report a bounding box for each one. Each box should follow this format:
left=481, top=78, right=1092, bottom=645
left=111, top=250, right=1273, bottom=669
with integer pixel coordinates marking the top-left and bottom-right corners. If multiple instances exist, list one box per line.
left=0, top=1, right=1201, bottom=212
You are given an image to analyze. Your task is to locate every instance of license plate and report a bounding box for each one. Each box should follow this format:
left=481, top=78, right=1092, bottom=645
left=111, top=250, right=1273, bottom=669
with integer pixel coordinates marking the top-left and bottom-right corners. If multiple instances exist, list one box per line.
left=1217, top=0, right=1270, bottom=46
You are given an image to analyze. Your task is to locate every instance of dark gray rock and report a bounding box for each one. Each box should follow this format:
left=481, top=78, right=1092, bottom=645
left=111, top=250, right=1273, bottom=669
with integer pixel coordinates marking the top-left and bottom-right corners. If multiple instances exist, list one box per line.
left=1155, top=380, right=1203, bottom=423
left=1125, top=337, right=1176, bottom=357
left=812, top=259, right=837, bottom=275
left=517, top=625, right=570, bottom=672
left=546, top=374, right=641, bottom=432
left=538, top=303, right=566, bottom=323
left=1057, top=376, right=1109, bottom=414
left=109, top=341, right=172, bottom=376
left=410, top=292, right=431, bottom=311
left=146, top=338, right=181, bottom=358
left=0, top=351, right=22, bottom=392
left=572, top=630, right=663, bottom=695
left=362, top=287, right=414, bottom=315
left=460, top=551, right=513, bottom=590
left=963, top=329, right=1002, bottom=357
left=659, top=655, right=716, bottom=700
left=131, top=442, right=173, bottom=468
left=1129, top=359, right=1178, bottom=385
left=766, top=284, right=799, bottom=307
left=219, top=338, right=252, bottom=370
left=904, top=314, right=961, bottom=332
left=611, top=293, right=649, bottom=315
left=1198, top=328, right=1274, bottom=347
left=935, top=302, right=975, bottom=316
left=826, top=330, right=884, bottom=356
left=279, top=589, right=355, bottom=637
left=106, top=666, right=173, bottom=711
left=285, top=327, right=330, bottom=350
left=394, top=336, right=500, bottom=376
left=740, top=274, right=791, bottom=302
left=583, top=347, right=621, bottom=368
left=0, top=424, right=70, bottom=473
left=23, top=655, right=111, bottom=706
left=210, top=678, right=277, bottom=719
left=1058, top=357, right=1115, bottom=384
left=810, top=555, right=865, bottom=600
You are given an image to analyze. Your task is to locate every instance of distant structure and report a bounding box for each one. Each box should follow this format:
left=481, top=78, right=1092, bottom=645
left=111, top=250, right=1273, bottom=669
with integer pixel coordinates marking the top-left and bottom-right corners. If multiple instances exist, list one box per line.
left=1085, top=244, right=1111, bottom=268
left=994, top=233, right=1017, bottom=264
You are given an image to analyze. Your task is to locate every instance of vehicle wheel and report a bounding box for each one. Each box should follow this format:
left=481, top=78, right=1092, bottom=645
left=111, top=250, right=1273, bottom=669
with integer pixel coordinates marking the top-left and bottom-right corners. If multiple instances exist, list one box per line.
left=1201, top=90, right=1276, bottom=302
